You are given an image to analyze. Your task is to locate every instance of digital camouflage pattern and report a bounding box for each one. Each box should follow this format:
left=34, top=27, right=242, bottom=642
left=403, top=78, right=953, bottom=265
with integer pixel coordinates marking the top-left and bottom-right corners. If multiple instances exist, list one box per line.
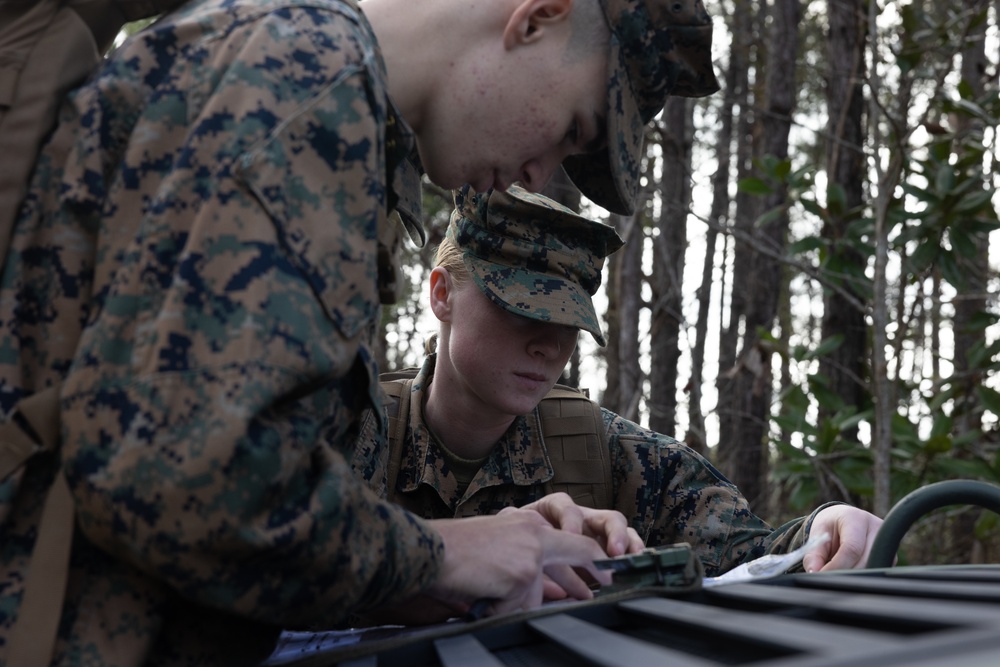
left=0, top=0, right=444, bottom=664
left=450, top=185, right=623, bottom=346
left=565, top=0, right=719, bottom=216
left=352, top=356, right=836, bottom=578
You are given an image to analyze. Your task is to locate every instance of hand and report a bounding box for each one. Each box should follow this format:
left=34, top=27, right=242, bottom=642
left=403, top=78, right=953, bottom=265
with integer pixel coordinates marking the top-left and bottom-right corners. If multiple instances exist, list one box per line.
left=505, top=493, right=644, bottom=601
left=802, top=505, right=884, bottom=572
left=512, top=492, right=645, bottom=557
left=422, top=509, right=614, bottom=619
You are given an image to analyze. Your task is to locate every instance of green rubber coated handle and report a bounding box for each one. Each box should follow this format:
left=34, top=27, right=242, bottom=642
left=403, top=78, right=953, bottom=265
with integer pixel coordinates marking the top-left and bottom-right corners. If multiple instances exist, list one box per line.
left=866, top=479, right=1000, bottom=568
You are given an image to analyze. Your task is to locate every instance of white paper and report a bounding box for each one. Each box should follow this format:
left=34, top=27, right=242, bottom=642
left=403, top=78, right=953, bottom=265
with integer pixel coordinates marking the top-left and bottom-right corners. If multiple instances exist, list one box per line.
left=702, top=532, right=831, bottom=588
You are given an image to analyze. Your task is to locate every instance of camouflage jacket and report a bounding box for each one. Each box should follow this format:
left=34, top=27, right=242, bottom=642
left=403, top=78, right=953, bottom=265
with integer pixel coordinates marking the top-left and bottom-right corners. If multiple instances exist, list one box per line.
left=352, top=355, right=832, bottom=578
left=0, top=1, right=442, bottom=664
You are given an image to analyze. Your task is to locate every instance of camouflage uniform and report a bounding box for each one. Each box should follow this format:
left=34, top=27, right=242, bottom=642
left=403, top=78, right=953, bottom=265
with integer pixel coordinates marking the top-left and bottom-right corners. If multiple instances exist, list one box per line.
left=350, top=186, right=834, bottom=578
left=0, top=0, right=441, bottom=664
left=354, top=353, right=832, bottom=578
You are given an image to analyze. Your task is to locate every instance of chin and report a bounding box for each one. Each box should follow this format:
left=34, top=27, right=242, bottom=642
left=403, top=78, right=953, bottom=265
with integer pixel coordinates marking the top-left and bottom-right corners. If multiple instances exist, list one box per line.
left=412, top=146, right=463, bottom=190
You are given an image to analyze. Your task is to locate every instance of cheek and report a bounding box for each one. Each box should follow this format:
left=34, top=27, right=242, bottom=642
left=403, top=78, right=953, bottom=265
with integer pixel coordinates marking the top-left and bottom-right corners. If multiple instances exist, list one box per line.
left=496, top=98, right=561, bottom=149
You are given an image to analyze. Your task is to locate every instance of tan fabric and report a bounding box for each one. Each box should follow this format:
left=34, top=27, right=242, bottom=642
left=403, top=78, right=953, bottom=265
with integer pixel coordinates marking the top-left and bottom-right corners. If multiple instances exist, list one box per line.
left=0, top=9, right=97, bottom=663
left=6, top=471, right=73, bottom=667
left=0, top=384, right=67, bottom=667
left=0, top=1, right=100, bottom=263
left=380, top=371, right=613, bottom=510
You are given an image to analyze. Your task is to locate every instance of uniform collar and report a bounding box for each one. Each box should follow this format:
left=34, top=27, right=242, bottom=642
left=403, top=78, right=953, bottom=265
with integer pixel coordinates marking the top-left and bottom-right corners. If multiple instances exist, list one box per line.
left=385, top=100, right=425, bottom=247
left=399, top=355, right=556, bottom=508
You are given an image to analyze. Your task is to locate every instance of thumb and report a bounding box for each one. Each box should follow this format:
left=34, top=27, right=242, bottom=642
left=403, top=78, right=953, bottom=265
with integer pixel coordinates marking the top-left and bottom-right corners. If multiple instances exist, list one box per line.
left=801, top=551, right=824, bottom=573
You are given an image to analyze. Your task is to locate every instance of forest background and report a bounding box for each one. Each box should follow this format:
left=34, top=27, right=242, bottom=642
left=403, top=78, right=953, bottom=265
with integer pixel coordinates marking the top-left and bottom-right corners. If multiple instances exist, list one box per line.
left=382, top=0, right=1000, bottom=566
left=125, top=0, right=1000, bottom=565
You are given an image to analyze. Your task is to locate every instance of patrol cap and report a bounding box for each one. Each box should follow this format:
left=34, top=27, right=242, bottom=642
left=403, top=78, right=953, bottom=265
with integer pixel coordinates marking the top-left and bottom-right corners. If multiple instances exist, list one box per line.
left=563, top=0, right=719, bottom=216
left=449, top=184, right=624, bottom=346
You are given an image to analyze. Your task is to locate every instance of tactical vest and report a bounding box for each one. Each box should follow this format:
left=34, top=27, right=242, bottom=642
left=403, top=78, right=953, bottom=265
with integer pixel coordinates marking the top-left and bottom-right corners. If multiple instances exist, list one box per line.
left=380, top=370, right=614, bottom=510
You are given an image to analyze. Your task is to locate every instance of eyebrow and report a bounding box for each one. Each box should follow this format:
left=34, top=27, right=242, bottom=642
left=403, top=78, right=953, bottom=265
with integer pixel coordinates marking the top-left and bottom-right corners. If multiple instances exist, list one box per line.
left=586, top=111, right=608, bottom=153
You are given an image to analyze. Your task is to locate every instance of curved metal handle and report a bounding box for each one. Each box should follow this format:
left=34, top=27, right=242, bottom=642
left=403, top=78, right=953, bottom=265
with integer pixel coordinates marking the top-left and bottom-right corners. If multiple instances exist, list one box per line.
left=866, top=479, right=1000, bottom=568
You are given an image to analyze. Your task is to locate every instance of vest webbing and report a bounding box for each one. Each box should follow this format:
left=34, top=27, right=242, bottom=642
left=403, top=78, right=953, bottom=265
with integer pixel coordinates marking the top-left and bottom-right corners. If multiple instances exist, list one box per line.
left=0, top=387, right=69, bottom=667
left=380, top=371, right=613, bottom=511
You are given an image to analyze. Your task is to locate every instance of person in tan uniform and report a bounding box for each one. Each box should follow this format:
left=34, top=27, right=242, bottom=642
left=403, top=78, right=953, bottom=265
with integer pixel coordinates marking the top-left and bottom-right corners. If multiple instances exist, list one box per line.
left=353, top=184, right=884, bottom=584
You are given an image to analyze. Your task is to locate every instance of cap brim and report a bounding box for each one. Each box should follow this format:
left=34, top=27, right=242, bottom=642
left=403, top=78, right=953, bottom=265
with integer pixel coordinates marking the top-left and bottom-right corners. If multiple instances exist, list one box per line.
left=465, top=259, right=608, bottom=347
left=562, top=38, right=642, bottom=216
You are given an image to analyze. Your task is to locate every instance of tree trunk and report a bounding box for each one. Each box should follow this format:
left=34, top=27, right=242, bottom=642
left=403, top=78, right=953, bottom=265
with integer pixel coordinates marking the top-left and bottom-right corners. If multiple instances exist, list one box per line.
left=948, top=0, right=992, bottom=563
left=820, top=0, right=869, bottom=449
left=716, top=0, right=759, bottom=477
left=721, top=0, right=800, bottom=511
left=649, top=98, right=694, bottom=436
left=618, top=214, right=645, bottom=423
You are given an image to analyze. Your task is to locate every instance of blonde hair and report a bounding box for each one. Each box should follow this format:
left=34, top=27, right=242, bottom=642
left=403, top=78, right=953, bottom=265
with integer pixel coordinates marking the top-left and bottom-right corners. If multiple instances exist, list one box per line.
left=425, top=235, right=471, bottom=355
left=433, top=234, right=470, bottom=285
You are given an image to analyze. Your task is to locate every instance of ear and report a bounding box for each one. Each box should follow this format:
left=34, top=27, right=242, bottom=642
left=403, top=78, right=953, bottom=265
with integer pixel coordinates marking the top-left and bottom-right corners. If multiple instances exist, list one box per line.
left=503, top=0, right=574, bottom=50
left=428, top=267, right=454, bottom=322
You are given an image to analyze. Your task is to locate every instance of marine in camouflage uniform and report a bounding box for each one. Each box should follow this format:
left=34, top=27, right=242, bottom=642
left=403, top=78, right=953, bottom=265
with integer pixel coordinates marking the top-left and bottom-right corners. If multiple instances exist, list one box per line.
left=0, top=0, right=720, bottom=663
left=0, top=1, right=437, bottom=664
left=352, top=186, right=841, bottom=578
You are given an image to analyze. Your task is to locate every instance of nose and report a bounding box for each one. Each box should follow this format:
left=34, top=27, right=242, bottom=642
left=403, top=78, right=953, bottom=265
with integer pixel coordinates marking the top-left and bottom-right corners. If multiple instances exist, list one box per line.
left=527, top=330, right=562, bottom=359
left=518, top=153, right=564, bottom=192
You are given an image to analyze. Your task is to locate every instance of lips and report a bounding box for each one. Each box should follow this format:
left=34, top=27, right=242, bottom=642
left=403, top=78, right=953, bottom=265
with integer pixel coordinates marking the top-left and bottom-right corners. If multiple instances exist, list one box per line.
left=476, top=170, right=511, bottom=193
left=515, top=371, right=547, bottom=383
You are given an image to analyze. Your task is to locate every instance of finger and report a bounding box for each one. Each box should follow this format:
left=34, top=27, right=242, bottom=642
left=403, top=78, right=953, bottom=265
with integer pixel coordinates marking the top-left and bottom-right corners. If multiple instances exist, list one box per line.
left=542, top=576, right=569, bottom=601
left=822, top=522, right=875, bottom=571
left=543, top=563, right=595, bottom=601
left=802, top=533, right=836, bottom=573
left=625, top=527, right=645, bottom=554
left=575, top=508, right=618, bottom=552
left=802, top=548, right=828, bottom=573
left=544, top=494, right=585, bottom=534
left=492, top=572, right=544, bottom=616
left=537, top=530, right=614, bottom=586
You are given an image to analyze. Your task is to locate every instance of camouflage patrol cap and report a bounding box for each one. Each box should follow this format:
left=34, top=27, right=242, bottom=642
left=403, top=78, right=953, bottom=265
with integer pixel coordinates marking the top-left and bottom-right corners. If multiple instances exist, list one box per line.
left=449, top=185, right=624, bottom=346
left=562, top=0, right=719, bottom=216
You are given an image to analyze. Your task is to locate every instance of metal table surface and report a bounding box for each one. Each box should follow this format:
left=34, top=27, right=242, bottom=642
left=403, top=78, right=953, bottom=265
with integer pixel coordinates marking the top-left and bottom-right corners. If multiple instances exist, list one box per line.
left=267, top=564, right=1000, bottom=667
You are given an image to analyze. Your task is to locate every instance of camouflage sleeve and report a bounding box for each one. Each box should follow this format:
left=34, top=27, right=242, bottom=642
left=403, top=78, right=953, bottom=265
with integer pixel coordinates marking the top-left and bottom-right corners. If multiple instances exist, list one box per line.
left=56, top=3, right=441, bottom=628
left=761, top=501, right=848, bottom=561
left=605, top=409, right=782, bottom=577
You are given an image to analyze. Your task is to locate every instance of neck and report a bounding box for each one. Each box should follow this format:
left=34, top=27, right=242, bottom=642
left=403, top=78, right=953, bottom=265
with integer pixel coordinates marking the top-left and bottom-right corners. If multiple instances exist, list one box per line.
left=423, top=368, right=515, bottom=461
left=361, top=0, right=446, bottom=134
left=362, top=0, right=511, bottom=136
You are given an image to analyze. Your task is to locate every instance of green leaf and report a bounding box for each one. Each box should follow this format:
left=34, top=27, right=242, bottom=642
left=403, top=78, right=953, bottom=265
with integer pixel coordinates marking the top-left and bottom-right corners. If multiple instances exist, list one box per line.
left=835, top=410, right=870, bottom=433
left=977, top=386, right=1000, bottom=418
left=939, top=250, right=964, bottom=287
left=788, top=236, right=825, bottom=254
left=922, top=434, right=952, bottom=455
left=755, top=206, right=785, bottom=228
left=949, top=227, right=978, bottom=258
left=929, top=413, right=953, bottom=439
left=933, top=164, right=955, bottom=194
left=908, top=240, right=939, bottom=273
left=955, top=189, right=995, bottom=214
left=827, top=183, right=847, bottom=213
left=802, top=334, right=845, bottom=361
left=774, top=159, right=792, bottom=180
left=933, top=457, right=993, bottom=479
left=800, top=197, right=826, bottom=219
left=739, top=177, right=772, bottom=196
